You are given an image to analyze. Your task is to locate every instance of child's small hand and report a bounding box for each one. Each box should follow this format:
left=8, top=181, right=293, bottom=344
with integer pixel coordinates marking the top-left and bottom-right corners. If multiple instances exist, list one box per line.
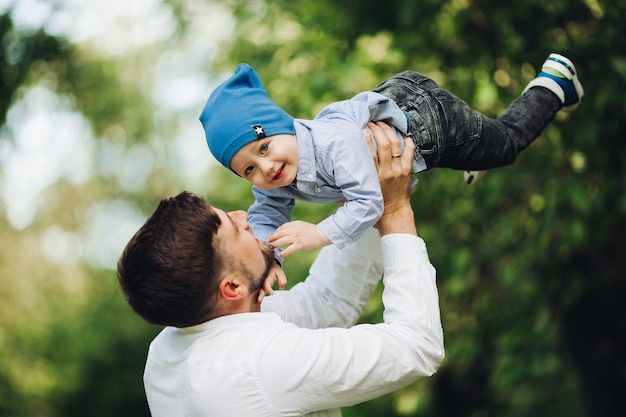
left=268, top=221, right=331, bottom=258
left=257, top=262, right=287, bottom=304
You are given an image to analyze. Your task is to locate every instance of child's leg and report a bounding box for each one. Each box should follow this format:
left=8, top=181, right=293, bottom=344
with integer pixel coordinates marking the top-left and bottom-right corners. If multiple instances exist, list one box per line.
left=463, top=54, right=584, bottom=183
left=453, top=86, right=561, bottom=171
left=374, top=69, right=546, bottom=171
left=373, top=54, right=583, bottom=172
left=464, top=53, right=584, bottom=176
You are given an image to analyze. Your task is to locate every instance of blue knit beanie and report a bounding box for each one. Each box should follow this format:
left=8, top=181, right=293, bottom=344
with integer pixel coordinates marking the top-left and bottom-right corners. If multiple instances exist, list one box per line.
left=199, top=63, right=295, bottom=171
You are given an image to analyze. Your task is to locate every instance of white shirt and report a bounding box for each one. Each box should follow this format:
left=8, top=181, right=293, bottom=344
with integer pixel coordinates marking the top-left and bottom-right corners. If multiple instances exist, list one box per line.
left=143, top=228, right=444, bottom=417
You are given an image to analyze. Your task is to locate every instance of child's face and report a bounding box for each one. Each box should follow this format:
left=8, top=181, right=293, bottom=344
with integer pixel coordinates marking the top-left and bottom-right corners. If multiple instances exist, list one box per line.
left=230, top=134, right=299, bottom=190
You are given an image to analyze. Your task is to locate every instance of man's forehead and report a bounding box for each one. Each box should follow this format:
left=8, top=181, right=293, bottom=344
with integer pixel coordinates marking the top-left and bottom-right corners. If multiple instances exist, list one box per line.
left=210, top=206, right=235, bottom=232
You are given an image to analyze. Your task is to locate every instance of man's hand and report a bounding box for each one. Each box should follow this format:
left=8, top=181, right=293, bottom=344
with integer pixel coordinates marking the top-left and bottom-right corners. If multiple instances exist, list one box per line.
left=364, top=121, right=417, bottom=236
left=268, top=220, right=332, bottom=258
left=257, top=262, right=288, bottom=303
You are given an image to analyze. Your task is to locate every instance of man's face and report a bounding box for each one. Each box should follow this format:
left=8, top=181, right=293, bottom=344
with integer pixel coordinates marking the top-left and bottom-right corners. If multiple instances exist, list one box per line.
left=212, top=207, right=276, bottom=295
left=229, top=134, right=299, bottom=190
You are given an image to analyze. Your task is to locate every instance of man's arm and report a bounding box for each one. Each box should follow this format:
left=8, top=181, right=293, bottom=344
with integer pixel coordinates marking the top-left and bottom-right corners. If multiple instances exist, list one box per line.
left=258, top=122, right=444, bottom=414
left=368, top=122, right=417, bottom=237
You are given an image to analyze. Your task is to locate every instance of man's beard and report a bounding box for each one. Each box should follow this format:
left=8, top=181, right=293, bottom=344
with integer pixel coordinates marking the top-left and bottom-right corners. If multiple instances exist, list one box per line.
left=245, top=241, right=278, bottom=296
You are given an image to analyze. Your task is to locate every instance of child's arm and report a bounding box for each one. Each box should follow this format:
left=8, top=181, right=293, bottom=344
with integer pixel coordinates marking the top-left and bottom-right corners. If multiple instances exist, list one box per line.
left=268, top=220, right=332, bottom=258
left=267, top=132, right=384, bottom=257
left=248, top=187, right=296, bottom=261
left=248, top=187, right=295, bottom=240
left=313, top=131, right=385, bottom=250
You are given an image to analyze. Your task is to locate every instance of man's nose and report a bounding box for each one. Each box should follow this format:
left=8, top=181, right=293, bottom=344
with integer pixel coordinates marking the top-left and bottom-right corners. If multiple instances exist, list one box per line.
left=228, top=210, right=249, bottom=230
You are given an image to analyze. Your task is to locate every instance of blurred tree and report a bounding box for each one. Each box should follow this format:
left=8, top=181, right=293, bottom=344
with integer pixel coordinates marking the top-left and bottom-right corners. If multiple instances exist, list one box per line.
left=0, top=14, right=61, bottom=127
left=0, top=3, right=173, bottom=416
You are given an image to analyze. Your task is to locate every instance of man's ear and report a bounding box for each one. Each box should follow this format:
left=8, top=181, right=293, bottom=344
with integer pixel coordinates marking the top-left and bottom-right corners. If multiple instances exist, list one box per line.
left=218, top=273, right=249, bottom=301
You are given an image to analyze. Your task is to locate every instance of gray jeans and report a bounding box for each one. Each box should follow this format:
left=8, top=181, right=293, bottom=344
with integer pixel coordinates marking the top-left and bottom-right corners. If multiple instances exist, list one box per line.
left=373, top=71, right=561, bottom=170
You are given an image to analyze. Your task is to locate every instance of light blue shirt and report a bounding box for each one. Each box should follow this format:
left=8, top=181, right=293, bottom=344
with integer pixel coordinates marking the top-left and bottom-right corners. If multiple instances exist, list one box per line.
left=248, top=91, right=427, bottom=249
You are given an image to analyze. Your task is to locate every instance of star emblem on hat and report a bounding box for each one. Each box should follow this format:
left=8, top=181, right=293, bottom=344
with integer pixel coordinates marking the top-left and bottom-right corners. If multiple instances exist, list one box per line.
left=252, top=124, right=266, bottom=139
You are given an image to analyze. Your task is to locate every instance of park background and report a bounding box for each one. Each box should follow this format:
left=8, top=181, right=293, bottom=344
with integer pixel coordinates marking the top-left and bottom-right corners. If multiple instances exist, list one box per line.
left=1, top=0, right=624, bottom=416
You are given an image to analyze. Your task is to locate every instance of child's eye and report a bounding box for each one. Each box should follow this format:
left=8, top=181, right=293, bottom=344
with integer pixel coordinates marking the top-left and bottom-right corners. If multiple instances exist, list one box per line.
left=260, top=143, right=268, bottom=154
left=245, top=166, right=254, bottom=175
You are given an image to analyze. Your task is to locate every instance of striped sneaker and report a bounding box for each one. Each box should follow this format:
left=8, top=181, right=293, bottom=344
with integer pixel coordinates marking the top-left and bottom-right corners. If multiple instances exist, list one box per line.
left=463, top=170, right=486, bottom=185
left=523, top=53, right=584, bottom=112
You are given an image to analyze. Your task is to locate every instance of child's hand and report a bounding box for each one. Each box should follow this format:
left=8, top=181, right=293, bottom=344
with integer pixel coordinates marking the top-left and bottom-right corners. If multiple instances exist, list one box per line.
left=268, top=220, right=331, bottom=258
left=257, top=262, right=287, bottom=304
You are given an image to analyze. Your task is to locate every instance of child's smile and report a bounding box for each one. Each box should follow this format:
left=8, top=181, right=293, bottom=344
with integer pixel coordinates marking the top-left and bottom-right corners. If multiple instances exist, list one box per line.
left=273, top=164, right=286, bottom=181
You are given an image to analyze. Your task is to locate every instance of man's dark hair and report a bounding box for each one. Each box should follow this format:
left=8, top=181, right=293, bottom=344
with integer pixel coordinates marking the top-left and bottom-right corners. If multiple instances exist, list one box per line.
left=117, top=191, right=224, bottom=327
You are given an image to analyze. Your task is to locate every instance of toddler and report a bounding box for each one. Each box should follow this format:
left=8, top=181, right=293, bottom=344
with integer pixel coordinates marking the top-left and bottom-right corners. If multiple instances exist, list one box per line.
left=200, top=54, right=584, bottom=259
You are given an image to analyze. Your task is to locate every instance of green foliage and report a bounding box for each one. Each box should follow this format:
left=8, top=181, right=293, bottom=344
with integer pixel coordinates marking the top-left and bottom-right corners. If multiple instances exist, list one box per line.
left=1, top=0, right=625, bottom=416
left=0, top=14, right=66, bottom=128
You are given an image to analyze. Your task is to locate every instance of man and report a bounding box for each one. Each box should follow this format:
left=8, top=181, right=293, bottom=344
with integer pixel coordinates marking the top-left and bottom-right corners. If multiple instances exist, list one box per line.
left=117, top=121, right=444, bottom=416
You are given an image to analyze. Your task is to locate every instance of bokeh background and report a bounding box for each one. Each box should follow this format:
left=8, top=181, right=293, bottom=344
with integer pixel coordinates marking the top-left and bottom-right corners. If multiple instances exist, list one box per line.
left=1, top=0, right=624, bottom=416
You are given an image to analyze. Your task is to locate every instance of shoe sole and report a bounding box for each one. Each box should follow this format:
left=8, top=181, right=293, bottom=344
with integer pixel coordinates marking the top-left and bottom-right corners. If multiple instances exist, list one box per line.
left=546, top=53, right=585, bottom=112
left=464, top=170, right=486, bottom=185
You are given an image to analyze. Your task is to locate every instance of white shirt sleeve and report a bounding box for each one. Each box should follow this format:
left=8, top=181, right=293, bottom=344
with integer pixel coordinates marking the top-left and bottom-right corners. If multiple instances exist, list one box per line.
left=258, top=233, right=445, bottom=415
left=261, top=227, right=383, bottom=329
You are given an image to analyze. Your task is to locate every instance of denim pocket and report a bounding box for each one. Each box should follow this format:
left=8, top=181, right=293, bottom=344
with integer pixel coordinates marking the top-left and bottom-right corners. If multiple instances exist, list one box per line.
left=434, top=88, right=482, bottom=147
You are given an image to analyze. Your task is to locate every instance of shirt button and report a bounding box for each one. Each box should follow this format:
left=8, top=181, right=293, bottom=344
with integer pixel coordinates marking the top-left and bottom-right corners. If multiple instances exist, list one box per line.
left=308, top=174, right=313, bottom=179
left=314, top=186, right=321, bottom=193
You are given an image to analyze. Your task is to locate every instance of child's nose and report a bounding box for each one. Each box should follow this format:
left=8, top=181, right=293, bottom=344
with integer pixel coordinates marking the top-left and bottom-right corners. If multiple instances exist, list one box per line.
left=260, top=160, right=274, bottom=176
